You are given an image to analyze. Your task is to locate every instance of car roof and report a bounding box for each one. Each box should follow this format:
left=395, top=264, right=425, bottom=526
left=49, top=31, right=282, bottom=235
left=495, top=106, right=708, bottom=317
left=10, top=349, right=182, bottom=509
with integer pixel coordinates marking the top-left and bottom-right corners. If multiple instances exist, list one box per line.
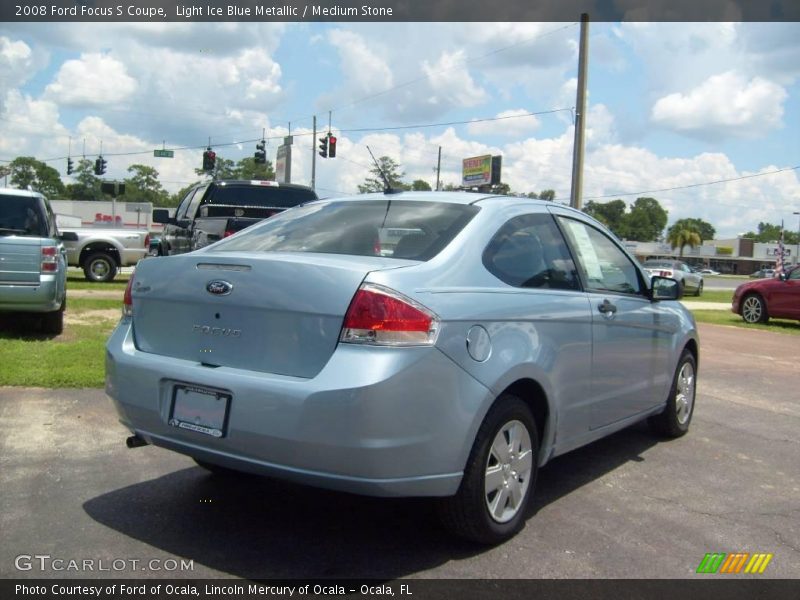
left=0, top=187, right=46, bottom=199
left=320, top=190, right=581, bottom=211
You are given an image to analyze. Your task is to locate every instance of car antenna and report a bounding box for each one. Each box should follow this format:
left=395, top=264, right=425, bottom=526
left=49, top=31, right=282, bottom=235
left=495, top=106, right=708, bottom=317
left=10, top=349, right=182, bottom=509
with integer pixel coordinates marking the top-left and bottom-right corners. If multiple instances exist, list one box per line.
left=366, top=146, right=402, bottom=195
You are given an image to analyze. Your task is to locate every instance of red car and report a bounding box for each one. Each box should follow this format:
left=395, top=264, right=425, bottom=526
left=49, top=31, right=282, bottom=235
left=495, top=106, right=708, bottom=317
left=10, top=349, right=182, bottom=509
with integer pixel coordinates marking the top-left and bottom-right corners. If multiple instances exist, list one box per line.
left=732, top=265, right=800, bottom=323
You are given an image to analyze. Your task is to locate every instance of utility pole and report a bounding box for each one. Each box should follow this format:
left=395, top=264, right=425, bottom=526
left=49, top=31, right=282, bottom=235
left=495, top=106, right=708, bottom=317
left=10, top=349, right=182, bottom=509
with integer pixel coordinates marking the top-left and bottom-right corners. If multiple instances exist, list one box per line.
left=794, top=211, right=800, bottom=266
left=570, top=13, right=590, bottom=210
left=436, top=146, right=442, bottom=191
left=311, top=115, right=317, bottom=191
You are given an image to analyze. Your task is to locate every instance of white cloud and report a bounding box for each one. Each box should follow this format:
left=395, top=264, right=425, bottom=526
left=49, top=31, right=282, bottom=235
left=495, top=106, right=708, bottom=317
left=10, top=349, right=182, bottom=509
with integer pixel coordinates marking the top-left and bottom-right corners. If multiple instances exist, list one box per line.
left=0, top=36, right=34, bottom=89
left=327, top=29, right=393, bottom=96
left=651, top=71, right=788, bottom=139
left=45, top=53, right=138, bottom=106
left=422, top=50, right=488, bottom=109
left=467, top=109, right=540, bottom=137
left=0, top=90, right=67, bottom=158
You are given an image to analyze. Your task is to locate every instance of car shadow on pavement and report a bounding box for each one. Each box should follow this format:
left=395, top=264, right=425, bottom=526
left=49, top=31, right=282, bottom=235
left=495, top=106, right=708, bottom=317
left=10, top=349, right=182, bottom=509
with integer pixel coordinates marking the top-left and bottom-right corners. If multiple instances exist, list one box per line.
left=83, top=424, right=660, bottom=579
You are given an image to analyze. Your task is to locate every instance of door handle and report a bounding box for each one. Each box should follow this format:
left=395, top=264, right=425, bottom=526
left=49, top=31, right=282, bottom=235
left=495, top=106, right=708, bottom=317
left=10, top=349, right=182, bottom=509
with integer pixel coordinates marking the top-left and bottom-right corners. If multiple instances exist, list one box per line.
left=598, top=299, right=617, bottom=316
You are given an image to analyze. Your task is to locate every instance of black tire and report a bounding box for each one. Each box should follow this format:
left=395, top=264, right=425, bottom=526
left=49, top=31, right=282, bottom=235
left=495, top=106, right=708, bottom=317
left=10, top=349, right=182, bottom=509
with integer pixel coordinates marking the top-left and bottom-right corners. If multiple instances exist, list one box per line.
left=437, top=394, right=539, bottom=545
left=83, top=252, right=118, bottom=283
left=648, top=349, right=697, bottom=438
left=741, top=293, right=768, bottom=324
left=40, top=296, right=65, bottom=335
left=694, top=281, right=703, bottom=297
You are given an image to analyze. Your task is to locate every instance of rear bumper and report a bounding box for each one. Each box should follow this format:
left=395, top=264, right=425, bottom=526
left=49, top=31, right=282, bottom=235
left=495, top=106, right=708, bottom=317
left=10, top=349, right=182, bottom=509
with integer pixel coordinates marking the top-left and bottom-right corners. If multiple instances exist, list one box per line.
left=105, top=320, right=493, bottom=497
left=0, top=276, right=63, bottom=313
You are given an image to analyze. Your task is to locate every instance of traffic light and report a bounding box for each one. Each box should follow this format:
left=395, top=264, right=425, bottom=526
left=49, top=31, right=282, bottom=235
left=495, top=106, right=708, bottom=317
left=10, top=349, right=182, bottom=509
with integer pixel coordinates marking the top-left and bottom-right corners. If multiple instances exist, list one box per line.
left=94, top=156, right=107, bottom=175
left=328, top=134, right=337, bottom=158
left=318, top=135, right=328, bottom=159
left=202, top=147, right=216, bottom=171
left=254, top=139, right=266, bottom=164
left=66, top=158, right=73, bottom=175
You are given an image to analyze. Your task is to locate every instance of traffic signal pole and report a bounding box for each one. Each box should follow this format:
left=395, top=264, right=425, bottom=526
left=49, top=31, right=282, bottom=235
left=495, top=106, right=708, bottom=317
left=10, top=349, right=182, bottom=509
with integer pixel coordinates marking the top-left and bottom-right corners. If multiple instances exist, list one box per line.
left=311, top=115, right=316, bottom=191
left=570, top=13, right=589, bottom=210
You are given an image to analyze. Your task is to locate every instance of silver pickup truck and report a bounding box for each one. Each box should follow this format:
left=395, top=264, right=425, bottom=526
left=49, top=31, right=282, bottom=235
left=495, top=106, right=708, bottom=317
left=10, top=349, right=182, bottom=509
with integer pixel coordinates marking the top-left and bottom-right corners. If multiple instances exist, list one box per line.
left=61, top=227, right=150, bottom=282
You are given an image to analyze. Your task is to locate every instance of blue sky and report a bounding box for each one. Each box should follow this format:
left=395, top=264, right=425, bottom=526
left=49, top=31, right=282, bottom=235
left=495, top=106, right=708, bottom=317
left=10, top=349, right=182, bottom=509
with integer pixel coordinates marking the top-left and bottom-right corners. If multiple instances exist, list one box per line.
left=1, top=20, right=798, bottom=238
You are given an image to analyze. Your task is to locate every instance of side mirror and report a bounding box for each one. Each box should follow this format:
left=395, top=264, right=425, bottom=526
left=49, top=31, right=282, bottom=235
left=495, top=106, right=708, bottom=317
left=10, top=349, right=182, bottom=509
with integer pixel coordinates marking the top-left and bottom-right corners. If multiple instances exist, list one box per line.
left=176, top=218, right=192, bottom=229
left=152, top=209, right=174, bottom=225
left=651, top=276, right=680, bottom=301
left=59, top=231, right=79, bottom=242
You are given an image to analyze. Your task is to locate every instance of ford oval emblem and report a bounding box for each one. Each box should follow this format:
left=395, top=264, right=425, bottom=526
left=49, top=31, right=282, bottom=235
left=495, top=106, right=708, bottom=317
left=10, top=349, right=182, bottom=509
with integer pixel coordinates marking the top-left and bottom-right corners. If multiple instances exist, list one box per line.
left=206, top=280, right=233, bottom=296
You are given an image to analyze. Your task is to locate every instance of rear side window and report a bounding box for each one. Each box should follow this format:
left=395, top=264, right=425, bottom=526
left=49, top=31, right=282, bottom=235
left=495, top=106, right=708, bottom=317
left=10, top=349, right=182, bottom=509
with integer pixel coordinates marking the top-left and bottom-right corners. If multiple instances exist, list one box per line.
left=206, top=185, right=318, bottom=209
left=483, top=213, right=580, bottom=290
left=214, top=200, right=479, bottom=260
left=0, top=194, right=48, bottom=237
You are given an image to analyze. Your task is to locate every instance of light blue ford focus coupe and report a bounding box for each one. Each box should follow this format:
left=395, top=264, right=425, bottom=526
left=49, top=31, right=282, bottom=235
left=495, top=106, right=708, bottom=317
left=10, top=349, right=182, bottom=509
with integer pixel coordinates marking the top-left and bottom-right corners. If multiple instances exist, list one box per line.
left=106, top=192, right=698, bottom=544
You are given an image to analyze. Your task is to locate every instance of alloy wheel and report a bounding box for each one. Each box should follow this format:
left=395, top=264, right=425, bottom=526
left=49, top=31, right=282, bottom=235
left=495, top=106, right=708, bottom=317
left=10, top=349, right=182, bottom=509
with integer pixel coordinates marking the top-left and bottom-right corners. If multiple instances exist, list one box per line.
left=675, top=362, right=695, bottom=425
left=484, top=420, right=533, bottom=523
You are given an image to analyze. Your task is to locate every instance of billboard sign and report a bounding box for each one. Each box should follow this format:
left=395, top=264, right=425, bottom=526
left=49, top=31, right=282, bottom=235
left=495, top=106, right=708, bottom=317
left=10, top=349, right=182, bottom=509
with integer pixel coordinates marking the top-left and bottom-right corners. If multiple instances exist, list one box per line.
left=462, top=154, right=492, bottom=187
left=276, top=144, right=291, bottom=184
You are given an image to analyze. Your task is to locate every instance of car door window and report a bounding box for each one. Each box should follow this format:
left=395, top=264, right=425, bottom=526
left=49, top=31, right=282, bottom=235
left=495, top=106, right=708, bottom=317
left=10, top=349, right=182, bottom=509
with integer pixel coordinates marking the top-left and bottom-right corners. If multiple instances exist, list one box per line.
left=483, top=213, right=580, bottom=290
left=558, top=217, right=643, bottom=295
left=185, top=185, right=209, bottom=220
left=174, top=188, right=197, bottom=221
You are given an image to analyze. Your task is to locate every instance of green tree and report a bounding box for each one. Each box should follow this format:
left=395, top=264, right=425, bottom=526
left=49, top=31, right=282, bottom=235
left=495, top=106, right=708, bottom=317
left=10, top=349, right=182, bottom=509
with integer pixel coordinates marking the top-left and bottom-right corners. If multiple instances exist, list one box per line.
left=742, top=222, right=798, bottom=245
left=194, top=156, right=237, bottom=180
left=235, top=156, right=275, bottom=181
left=409, top=179, right=432, bottom=191
left=668, top=227, right=702, bottom=257
left=358, top=156, right=405, bottom=193
left=8, top=156, right=66, bottom=198
left=538, top=189, right=556, bottom=201
left=65, top=158, right=102, bottom=200
left=622, top=197, right=668, bottom=242
left=123, top=164, right=170, bottom=206
left=584, top=199, right=628, bottom=236
left=669, top=217, right=716, bottom=242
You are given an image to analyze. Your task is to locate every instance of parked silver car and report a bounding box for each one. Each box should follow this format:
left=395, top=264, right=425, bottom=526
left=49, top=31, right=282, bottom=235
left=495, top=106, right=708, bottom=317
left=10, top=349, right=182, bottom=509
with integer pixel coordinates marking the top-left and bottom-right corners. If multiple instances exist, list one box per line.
left=642, top=259, right=704, bottom=296
left=106, top=192, right=699, bottom=544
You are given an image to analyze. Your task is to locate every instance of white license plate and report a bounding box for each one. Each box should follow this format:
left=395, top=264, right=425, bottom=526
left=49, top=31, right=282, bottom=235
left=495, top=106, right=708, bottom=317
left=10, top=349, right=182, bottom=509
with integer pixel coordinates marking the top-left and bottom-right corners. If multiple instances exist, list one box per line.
left=169, top=384, right=231, bottom=438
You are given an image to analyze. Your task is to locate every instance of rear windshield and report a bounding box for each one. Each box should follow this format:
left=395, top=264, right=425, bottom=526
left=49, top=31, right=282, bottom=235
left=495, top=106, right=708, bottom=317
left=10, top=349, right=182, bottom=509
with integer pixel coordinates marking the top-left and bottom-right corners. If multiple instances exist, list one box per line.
left=205, top=184, right=318, bottom=208
left=214, top=199, right=480, bottom=261
left=0, top=194, right=48, bottom=237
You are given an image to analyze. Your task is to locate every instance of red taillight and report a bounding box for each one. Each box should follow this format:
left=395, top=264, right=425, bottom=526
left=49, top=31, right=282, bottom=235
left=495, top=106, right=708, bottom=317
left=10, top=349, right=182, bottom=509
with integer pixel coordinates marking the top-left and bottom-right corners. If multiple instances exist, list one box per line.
left=144, top=234, right=150, bottom=248
left=223, top=230, right=235, bottom=238
left=122, top=275, right=134, bottom=317
left=340, top=283, right=439, bottom=346
left=41, top=246, right=58, bottom=272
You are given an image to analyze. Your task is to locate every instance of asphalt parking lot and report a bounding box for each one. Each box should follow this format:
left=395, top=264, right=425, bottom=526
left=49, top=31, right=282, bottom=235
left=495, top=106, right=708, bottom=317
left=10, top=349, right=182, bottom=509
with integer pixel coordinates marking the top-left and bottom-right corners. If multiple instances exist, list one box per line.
left=0, top=323, right=798, bottom=580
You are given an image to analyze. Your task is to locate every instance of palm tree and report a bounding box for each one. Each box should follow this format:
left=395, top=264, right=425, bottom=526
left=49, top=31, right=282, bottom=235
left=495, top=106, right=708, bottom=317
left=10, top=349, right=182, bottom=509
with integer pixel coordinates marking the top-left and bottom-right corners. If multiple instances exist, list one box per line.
left=668, top=228, right=702, bottom=257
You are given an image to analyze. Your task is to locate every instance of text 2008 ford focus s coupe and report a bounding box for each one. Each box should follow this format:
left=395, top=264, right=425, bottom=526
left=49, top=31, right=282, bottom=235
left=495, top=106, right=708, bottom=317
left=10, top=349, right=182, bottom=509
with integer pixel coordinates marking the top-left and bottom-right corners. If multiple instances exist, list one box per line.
left=106, top=192, right=698, bottom=544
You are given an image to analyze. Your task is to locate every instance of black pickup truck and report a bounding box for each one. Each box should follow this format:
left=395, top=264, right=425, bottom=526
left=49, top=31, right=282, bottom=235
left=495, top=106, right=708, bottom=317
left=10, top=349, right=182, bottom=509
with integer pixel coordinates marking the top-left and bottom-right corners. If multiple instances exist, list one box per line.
left=152, top=180, right=318, bottom=256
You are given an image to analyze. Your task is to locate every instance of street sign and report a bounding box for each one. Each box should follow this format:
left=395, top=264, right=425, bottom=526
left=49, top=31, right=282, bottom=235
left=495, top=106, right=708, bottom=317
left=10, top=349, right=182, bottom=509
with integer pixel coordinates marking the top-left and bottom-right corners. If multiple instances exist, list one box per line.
left=153, top=149, right=174, bottom=158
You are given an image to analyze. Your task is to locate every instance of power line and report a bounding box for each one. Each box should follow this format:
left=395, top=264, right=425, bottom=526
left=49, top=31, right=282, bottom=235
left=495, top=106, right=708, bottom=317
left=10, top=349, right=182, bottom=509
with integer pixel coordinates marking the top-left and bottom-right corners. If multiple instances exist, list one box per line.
left=583, top=165, right=800, bottom=200
left=1, top=108, right=569, bottom=163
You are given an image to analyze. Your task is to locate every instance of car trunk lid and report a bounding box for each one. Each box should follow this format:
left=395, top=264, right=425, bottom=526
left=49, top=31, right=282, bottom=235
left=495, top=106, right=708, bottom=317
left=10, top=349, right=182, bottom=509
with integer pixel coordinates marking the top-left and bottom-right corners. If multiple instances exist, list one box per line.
left=130, top=252, right=411, bottom=378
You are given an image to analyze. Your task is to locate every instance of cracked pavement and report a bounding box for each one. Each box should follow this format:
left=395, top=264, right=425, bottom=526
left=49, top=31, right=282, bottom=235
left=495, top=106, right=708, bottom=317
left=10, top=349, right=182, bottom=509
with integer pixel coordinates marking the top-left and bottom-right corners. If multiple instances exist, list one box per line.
left=0, top=322, right=797, bottom=579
